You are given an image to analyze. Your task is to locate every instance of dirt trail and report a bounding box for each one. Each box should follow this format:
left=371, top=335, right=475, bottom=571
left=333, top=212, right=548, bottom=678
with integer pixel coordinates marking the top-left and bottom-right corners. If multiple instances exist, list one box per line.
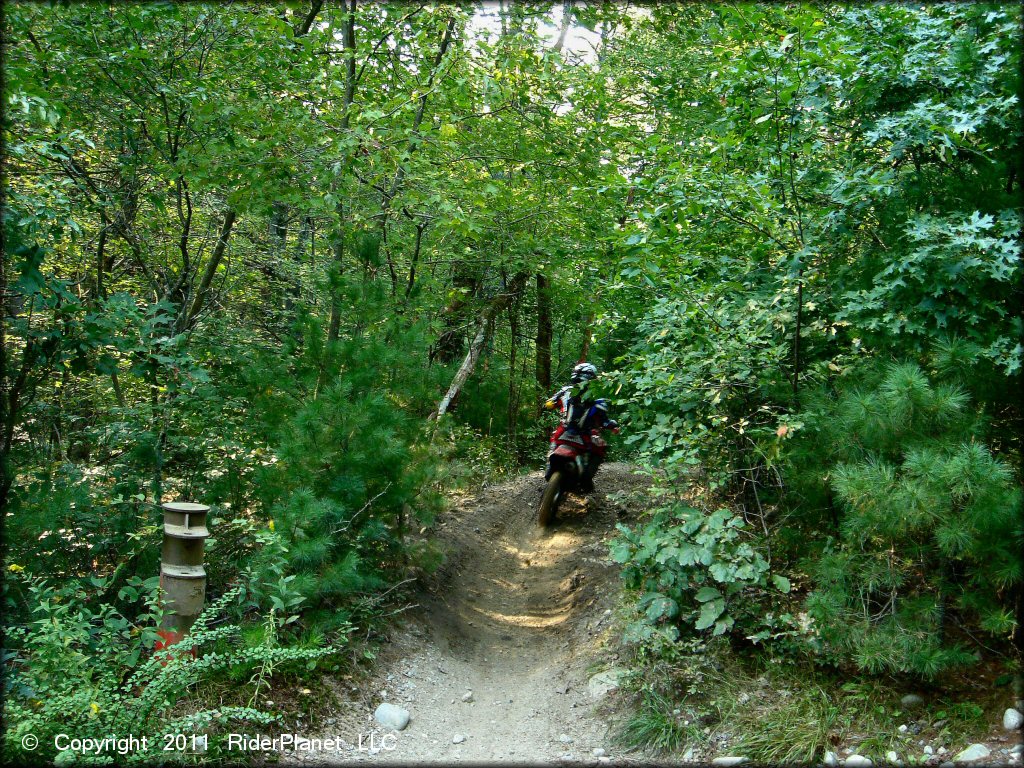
left=286, top=463, right=651, bottom=765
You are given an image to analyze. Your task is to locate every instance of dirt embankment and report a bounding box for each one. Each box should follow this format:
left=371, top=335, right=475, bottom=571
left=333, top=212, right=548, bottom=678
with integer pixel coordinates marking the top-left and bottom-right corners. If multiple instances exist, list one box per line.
left=286, top=462, right=652, bottom=765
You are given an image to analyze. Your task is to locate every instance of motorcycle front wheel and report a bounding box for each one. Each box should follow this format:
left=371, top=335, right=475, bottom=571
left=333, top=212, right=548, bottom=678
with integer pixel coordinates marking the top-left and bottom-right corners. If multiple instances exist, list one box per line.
left=538, top=470, right=563, bottom=528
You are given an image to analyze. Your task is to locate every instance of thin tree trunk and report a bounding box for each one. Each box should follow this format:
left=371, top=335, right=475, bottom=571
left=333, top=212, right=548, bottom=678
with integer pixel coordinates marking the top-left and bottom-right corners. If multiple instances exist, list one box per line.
left=432, top=262, right=481, bottom=364
left=535, top=272, right=551, bottom=395
left=386, top=16, right=455, bottom=202
left=578, top=310, right=594, bottom=363
left=498, top=0, right=508, bottom=38
left=578, top=185, right=635, bottom=364
left=286, top=215, right=308, bottom=316
left=325, top=202, right=345, bottom=348
left=269, top=200, right=291, bottom=312
left=377, top=14, right=456, bottom=272
left=434, top=320, right=489, bottom=420
left=294, top=0, right=325, bottom=36
left=0, top=239, right=10, bottom=511
left=406, top=221, right=425, bottom=299
left=431, top=272, right=527, bottom=420
left=551, top=0, right=573, bottom=53
left=181, top=208, right=237, bottom=332
left=324, top=0, right=357, bottom=340
left=381, top=224, right=399, bottom=296
left=111, top=370, right=126, bottom=409
left=94, top=210, right=109, bottom=300
left=508, top=299, right=519, bottom=438
left=150, top=385, right=163, bottom=505
left=793, top=272, right=803, bottom=402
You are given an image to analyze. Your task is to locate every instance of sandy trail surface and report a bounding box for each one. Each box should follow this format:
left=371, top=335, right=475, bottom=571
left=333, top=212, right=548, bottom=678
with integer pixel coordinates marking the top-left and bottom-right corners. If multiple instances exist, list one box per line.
left=283, top=462, right=652, bottom=765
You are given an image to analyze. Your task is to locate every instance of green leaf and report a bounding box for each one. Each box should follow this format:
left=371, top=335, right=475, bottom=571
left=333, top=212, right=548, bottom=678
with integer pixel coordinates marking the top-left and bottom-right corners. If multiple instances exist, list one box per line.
left=694, top=586, right=722, bottom=602
left=646, top=594, right=679, bottom=621
left=695, top=599, right=725, bottom=630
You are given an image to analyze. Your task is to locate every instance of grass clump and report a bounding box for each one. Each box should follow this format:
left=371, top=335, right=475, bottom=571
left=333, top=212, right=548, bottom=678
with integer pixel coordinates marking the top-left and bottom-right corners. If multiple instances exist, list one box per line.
left=617, top=689, right=691, bottom=753
left=611, top=634, right=1009, bottom=763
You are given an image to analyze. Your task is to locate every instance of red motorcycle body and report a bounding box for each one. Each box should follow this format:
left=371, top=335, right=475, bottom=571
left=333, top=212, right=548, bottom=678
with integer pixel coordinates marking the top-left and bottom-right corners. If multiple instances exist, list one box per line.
left=544, top=425, right=608, bottom=482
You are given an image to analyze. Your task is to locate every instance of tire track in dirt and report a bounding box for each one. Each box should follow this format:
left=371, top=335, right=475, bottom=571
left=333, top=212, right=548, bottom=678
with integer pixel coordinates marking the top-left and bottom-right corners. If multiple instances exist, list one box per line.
left=286, top=463, right=651, bottom=765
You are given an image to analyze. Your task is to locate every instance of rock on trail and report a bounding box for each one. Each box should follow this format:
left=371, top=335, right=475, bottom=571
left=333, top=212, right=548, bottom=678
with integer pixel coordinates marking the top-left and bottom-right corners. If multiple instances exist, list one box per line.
left=283, top=463, right=651, bottom=764
left=373, top=703, right=410, bottom=731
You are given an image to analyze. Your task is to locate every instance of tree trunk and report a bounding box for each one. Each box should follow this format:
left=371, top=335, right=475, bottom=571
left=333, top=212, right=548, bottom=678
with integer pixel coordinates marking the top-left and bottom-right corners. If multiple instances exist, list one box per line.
left=405, top=212, right=426, bottom=299
left=180, top=208, right=237, bottom=332
left=535, top=271, right=552, bottom=395
left=324, top=0, right=357, bottom=351
left=377, top=13, right=456, bottom=299
left=793, top=269, right=803, bottom=403
left=578, top=310, right=595, bottom=363
left=508, top=299, right=520, bottom=438
left=294, top=0, right=325, bottom=37
left=0, top=235, right=9, bottom=512
left=551, top=1, right=573, bottom=53
left=286, top=215, right=309, bottom=316
left=93, top=210, right=109, bottom=300
left=432, top=261, right=481, bottom=364
left=432, top=272, right=527, bottom=420
left=576, top=185, right=634, bottom=364
left=317, top=0, right=359, bottom=396
left=434, top=319, right=489, bottom=420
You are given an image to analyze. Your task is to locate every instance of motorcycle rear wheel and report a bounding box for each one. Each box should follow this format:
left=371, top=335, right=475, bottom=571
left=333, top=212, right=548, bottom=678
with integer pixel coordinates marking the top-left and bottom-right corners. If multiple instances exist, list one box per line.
left=538, top=470, right=563, bottom=528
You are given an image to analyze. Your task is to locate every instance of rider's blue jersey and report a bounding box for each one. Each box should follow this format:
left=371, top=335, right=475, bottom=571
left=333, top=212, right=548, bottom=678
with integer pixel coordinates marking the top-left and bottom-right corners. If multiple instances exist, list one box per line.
left=548, top=385, right=613, bottom=435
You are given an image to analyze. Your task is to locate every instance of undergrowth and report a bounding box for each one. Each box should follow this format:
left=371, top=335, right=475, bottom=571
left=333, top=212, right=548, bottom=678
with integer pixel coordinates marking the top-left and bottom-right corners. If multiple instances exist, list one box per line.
left=2, top=578, right=336, bottom=765
left=613, top=629, right=1012, bottom=763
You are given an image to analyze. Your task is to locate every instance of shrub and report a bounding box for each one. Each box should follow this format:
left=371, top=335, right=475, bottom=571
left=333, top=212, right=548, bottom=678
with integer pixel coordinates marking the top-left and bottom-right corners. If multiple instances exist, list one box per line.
left=253, top=379, right=443, bottom=630
left=611, top=503, right=791, bottom=645
left=799, top=362, right=1022, bottom=677
left=2, top=577, right=335, bottom=765
left=613, top=293, right=792, bottom=493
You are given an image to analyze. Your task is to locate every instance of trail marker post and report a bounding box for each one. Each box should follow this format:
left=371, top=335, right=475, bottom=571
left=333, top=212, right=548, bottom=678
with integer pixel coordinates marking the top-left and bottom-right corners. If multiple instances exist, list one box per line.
left=157, top=502, right=210, bottom=651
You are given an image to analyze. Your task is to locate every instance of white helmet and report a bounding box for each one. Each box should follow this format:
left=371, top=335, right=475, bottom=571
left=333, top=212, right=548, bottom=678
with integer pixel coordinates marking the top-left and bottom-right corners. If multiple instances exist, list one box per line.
left=571, top=362, right=598, bottom=384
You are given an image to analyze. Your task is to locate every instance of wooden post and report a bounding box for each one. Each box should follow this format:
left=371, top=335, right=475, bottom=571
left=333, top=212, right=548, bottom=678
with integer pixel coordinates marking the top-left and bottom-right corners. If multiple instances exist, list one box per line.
left=157, top=502, right=210, bottom=650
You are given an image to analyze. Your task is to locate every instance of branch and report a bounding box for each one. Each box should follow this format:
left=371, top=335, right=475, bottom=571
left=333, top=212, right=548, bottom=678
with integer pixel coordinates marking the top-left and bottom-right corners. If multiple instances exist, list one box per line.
left=354, top=4, right=428, bottom=88
left=294, top=0, right=324, bottom=37
left=551, top=0, right=573, bottom=53
left=182, top=209, right=237, bottom=331
left=385, top=13, right=457, bottom=203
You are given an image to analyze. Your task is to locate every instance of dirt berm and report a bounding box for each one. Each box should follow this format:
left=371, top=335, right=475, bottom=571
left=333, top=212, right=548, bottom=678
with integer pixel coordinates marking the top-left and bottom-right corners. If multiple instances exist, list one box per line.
left=285, top=462, right=654, bottom=765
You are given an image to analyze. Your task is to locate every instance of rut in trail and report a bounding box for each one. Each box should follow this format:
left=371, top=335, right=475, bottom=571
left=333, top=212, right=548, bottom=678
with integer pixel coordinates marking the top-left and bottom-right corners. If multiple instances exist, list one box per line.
left=287, top=462, right=652, bottom=765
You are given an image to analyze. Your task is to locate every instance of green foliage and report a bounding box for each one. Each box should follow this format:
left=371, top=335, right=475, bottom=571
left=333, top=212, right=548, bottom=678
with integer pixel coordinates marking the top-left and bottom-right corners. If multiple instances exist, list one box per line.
left=252, top=369, right=443, bottom=626
left=616, top=688, right=690, bottom=753
left=614, top=292, right=791, bottom=489
left=733, top=685, right=841, bottom=763
left=796, top=362, right=1022, bottom=677
left=612, top=504, right=790, bottom=643
left=430, top=421, right=521, bottom=485
left=839, top=211, right=1021, bottom=373
left=2, top=582, right=334, bottom=765
left=3, top=0, right=1020, bottom=747
left=605, top=2, right=1020, bottom=693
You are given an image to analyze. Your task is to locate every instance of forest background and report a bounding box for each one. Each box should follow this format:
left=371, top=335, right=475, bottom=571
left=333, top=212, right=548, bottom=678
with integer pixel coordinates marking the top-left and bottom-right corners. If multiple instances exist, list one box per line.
left=2, top=1, right=1021, bottom=763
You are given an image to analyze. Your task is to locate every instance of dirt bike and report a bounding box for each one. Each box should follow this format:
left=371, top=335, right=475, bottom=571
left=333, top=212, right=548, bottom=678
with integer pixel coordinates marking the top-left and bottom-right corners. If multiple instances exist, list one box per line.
left=538, top=427, right=614, bottom=527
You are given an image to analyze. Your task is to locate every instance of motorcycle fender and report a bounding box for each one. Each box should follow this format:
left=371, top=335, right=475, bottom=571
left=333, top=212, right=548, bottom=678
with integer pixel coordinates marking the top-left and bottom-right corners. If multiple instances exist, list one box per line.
left=545, top=448, right=577, bottom=481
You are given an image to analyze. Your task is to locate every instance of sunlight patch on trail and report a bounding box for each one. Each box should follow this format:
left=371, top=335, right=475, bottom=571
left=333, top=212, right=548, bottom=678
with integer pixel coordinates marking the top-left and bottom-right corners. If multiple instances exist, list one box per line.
left=476, top=606, right=571, bottom=628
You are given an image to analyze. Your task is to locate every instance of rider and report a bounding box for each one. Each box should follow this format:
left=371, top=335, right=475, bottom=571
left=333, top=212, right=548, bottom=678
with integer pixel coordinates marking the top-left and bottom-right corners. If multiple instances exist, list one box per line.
left=543, top=362, right=618, bottom=493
